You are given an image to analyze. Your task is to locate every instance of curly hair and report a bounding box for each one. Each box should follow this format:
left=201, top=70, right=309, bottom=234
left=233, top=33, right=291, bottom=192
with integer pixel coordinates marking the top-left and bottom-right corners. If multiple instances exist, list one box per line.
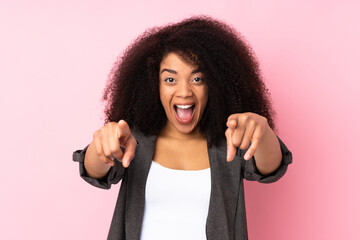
left=102, top=15, right=276, bottom=146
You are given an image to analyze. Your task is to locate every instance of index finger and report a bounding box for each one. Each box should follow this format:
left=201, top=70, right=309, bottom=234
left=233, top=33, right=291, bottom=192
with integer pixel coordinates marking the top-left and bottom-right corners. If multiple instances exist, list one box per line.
left=117, top=120, right=132, bottom=146
left=122, top=135, right=138, bottom=168
left=225, top=128, right=237, bottom=162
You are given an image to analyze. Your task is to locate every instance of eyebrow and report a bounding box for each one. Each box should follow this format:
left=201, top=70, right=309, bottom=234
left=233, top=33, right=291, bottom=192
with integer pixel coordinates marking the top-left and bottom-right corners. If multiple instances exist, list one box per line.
left=160, top=68, right=201, bottom=74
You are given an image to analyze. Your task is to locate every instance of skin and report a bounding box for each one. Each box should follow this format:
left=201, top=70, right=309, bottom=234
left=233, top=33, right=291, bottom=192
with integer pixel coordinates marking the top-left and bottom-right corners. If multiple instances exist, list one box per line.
left=153, top=52, right=209, bottom=170
left=84, top=52, right=282, bottom=177
left=226, top=113, right=282, bottom=175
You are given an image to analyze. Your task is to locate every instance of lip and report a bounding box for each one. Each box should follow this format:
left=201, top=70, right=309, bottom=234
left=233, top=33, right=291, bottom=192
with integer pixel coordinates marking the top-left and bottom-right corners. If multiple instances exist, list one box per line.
left=173, top=102, right=196, bottom=106
left=173, top=102, right=196, bottom=124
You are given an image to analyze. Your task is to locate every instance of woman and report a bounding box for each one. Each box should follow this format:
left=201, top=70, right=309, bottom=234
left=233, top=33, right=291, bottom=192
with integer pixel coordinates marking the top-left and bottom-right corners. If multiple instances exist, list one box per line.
left=73, top=16, right=292, bottom=240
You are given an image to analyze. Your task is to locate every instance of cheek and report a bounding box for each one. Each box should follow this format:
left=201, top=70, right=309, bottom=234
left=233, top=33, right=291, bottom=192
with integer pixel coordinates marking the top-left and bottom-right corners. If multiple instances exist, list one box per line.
left=159, top=84, right=165, bottom=100
left=199, top=87, right=209, bottom=106
left=159, top=86, right=172, bottom=109
left=159, top=94, right=167, bottom=111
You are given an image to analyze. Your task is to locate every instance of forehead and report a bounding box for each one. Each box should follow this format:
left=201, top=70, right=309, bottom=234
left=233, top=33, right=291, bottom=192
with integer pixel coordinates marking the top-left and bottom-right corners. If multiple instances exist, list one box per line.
left=160, top=52, right=199, bottom=70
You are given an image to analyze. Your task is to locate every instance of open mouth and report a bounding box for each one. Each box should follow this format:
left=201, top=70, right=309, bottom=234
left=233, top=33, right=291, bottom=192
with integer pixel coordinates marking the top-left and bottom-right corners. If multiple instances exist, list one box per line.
left=174, top=104, right=195, bottom=124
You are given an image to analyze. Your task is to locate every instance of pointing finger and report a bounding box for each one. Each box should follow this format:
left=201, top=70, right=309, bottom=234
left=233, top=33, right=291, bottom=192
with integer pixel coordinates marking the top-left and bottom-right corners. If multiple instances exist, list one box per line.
left=109, top=125, right=124, bottom=161
left=122, top=136, right=137, bottom=168
left=117, top=120, right=131, bottom=146
left=225, top=128, right=237, bottom=162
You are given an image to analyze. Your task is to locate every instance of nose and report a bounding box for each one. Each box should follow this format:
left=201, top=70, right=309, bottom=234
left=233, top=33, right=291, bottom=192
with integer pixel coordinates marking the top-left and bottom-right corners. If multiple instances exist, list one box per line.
left=175, top=81, right=193, bottom=98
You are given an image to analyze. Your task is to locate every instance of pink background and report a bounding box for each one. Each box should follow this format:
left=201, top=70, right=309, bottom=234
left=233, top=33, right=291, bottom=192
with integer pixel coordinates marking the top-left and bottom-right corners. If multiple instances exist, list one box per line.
left=1, top=1, right=359, bottom=239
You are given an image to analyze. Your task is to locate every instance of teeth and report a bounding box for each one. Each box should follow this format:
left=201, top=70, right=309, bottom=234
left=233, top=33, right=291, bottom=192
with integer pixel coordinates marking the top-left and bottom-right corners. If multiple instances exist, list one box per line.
left=176, top=105, right=193, bottom=109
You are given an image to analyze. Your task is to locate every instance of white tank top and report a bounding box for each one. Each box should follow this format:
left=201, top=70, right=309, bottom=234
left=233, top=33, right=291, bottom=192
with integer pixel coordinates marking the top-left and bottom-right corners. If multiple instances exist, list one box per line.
left=140, top=160, right=211, bottom=240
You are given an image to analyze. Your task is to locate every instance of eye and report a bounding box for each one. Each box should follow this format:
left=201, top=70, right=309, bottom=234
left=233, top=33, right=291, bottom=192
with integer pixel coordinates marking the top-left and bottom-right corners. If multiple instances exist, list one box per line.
left=192, top=77, right=203, bottom=83
left=165, top=77, right=175, bottom=83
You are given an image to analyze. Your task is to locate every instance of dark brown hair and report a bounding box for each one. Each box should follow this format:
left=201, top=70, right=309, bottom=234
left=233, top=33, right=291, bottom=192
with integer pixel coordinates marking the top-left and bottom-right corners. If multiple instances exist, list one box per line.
left=102, top=15, right=276, bottom=145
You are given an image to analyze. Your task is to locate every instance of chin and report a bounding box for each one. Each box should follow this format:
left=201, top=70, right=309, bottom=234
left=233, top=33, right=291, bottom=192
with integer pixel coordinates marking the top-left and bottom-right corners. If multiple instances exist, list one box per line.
left=174, top=121, right=199, bottom=134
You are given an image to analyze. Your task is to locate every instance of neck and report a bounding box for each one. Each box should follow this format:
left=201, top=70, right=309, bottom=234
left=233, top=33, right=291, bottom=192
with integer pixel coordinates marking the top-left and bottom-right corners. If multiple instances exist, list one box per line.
left=160, top=121, right=205, bottom=140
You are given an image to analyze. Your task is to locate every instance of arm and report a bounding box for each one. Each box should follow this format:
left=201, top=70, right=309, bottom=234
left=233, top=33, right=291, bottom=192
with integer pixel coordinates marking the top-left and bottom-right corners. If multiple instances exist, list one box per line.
left=84, top=140, right=112, bottom=179
left=252, top=124, right=282, bottom=175
left=239, top=135, right=292, bottom=183
left=72, top=120, right=137, bottom=189
left=73, top=144, right=125, bottom=189
left=85, top=119, right=137, bottom=178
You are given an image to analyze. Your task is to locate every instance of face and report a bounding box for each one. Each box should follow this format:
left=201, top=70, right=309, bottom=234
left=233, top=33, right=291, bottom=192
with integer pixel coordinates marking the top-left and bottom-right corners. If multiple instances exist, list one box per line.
left=159, top=52, right=208, bottom=135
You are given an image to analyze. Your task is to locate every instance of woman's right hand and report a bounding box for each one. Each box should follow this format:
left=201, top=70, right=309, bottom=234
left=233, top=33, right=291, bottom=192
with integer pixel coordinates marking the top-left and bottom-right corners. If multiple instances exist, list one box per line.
left=92, top=120, right=137, bottom=168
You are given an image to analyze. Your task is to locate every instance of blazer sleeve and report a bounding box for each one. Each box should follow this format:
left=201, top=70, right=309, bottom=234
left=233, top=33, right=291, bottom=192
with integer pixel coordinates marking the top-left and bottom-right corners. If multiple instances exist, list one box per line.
left=72, top=144, right=125, bottom=189
left=240, top=136, right=293, bottom=183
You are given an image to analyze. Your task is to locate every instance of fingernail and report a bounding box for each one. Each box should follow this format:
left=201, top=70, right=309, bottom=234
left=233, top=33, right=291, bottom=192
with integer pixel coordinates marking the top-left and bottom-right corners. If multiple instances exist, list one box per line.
left=244, top=153, right=250, bottom=160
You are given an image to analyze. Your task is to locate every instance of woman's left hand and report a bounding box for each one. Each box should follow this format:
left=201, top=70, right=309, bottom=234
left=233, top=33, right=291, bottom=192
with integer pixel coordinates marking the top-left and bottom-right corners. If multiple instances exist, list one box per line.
left=225, top=112, right=269, bottom=162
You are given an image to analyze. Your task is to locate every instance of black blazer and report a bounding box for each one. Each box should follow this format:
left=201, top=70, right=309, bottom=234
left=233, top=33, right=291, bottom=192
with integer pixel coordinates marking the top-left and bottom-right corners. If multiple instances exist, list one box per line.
left=73, top=129, right=292, bottom=240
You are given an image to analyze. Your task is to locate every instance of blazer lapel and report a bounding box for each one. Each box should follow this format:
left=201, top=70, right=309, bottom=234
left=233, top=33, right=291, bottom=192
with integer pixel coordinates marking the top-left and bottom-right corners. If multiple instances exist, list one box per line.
left=124, top=130, right=156, bottom=239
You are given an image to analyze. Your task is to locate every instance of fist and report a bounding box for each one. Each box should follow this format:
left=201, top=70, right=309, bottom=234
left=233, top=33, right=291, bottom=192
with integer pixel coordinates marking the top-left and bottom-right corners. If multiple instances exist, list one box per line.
left=92, top=120, right=137, bottom=168
left=225, top=112, right=268, bottom=162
